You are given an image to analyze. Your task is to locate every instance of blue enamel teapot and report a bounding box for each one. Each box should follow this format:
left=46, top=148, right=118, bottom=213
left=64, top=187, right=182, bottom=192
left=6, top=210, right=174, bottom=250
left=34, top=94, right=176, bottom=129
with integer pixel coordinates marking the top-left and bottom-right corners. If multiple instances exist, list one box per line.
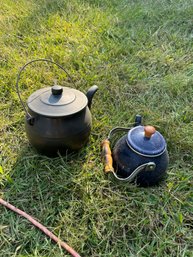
left=102, top=116, right=169, bottom=186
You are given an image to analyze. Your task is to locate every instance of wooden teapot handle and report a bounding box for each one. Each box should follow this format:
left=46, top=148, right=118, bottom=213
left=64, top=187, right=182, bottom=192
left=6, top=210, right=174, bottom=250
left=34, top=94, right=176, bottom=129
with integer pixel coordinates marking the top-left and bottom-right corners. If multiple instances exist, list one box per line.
left=101, top=127, right=131, bottom=174
left=101, top=139, right=114, bottom=173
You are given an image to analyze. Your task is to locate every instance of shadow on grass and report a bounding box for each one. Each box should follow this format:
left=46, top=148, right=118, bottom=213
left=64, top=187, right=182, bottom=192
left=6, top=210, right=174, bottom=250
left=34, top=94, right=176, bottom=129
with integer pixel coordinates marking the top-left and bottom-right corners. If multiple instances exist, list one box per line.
left=2, top=144, right=87, bottom=212
left=0, top=144, right=88, bottom=256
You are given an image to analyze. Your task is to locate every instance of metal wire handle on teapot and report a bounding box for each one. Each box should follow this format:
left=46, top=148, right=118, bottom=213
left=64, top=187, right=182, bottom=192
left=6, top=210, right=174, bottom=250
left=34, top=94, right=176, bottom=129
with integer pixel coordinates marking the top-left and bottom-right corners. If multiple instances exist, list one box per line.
left=15, top=58, right=76, bottom=118
left=112, top=162, right=156, bottom=182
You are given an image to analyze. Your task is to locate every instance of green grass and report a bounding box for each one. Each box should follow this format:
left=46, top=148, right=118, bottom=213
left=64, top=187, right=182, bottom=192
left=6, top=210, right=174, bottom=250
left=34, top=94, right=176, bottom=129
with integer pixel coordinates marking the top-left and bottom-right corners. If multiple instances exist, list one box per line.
left=0, top=0, right=193, bottom=256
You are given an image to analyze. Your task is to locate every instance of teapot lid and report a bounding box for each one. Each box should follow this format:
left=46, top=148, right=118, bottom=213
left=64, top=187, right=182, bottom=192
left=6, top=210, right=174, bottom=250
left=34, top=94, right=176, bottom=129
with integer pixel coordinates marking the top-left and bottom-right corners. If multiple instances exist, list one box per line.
left=127, top=125, right=166, bottom=157
left=27, top=85, right=88, bottom=117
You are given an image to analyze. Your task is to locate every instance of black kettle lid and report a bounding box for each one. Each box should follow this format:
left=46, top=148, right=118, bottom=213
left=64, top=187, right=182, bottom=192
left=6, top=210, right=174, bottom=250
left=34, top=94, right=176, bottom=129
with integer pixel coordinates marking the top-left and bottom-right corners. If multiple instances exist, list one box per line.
left=27, top=85, right=88, bottom=117
left=127, top=125, right=166, bottom=156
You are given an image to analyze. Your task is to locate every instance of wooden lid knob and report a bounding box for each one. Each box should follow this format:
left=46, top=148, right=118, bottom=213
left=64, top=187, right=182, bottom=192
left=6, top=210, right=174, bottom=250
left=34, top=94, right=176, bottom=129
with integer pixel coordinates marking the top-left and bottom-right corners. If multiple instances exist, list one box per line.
left=144, top=126, right=156, bottom=138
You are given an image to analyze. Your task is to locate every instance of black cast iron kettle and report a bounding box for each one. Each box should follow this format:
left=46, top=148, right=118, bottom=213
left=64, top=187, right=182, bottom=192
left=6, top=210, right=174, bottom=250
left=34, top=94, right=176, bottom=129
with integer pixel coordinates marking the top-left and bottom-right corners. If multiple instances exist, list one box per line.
left=16, top=59, right=98, bottom=155
left=101, top=116, right=169, bottom=187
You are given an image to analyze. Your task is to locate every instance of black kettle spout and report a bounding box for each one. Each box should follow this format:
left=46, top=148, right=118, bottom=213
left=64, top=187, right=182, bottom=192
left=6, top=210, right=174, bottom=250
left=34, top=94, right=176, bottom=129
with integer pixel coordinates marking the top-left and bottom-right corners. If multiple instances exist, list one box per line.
left=86, top=85, right=98, bottom=109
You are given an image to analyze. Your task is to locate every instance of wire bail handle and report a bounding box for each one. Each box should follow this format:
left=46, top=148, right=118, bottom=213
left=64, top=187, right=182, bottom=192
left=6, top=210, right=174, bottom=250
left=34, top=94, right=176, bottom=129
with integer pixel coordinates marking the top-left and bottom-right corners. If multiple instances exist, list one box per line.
left=16, top=58, right=76, bottom=118
left=112, top=162, right=156, bottom=182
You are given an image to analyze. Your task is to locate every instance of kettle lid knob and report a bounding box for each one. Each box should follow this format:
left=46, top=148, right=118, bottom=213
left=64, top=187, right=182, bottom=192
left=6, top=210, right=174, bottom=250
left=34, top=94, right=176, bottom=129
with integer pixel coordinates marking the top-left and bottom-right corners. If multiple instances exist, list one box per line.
left=51, top=85, right=63, bottom=95
left=144, top=126, right=156, bottom=138
left=127, top=125, right=166, bottom=156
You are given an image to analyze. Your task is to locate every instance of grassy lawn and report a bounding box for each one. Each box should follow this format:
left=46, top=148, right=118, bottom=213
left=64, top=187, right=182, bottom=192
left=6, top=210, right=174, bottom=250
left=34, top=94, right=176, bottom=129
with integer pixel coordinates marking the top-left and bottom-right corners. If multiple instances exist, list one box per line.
left=0, top=0, right=193, bottom=256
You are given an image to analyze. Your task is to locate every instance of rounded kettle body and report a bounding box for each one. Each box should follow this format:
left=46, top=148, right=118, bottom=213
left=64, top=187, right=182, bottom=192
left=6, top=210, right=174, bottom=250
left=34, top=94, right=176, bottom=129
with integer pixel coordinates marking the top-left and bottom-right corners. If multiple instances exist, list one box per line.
left=25, top=106, right=92, bottom=155
left=112, top=135, right=169, bottom=186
